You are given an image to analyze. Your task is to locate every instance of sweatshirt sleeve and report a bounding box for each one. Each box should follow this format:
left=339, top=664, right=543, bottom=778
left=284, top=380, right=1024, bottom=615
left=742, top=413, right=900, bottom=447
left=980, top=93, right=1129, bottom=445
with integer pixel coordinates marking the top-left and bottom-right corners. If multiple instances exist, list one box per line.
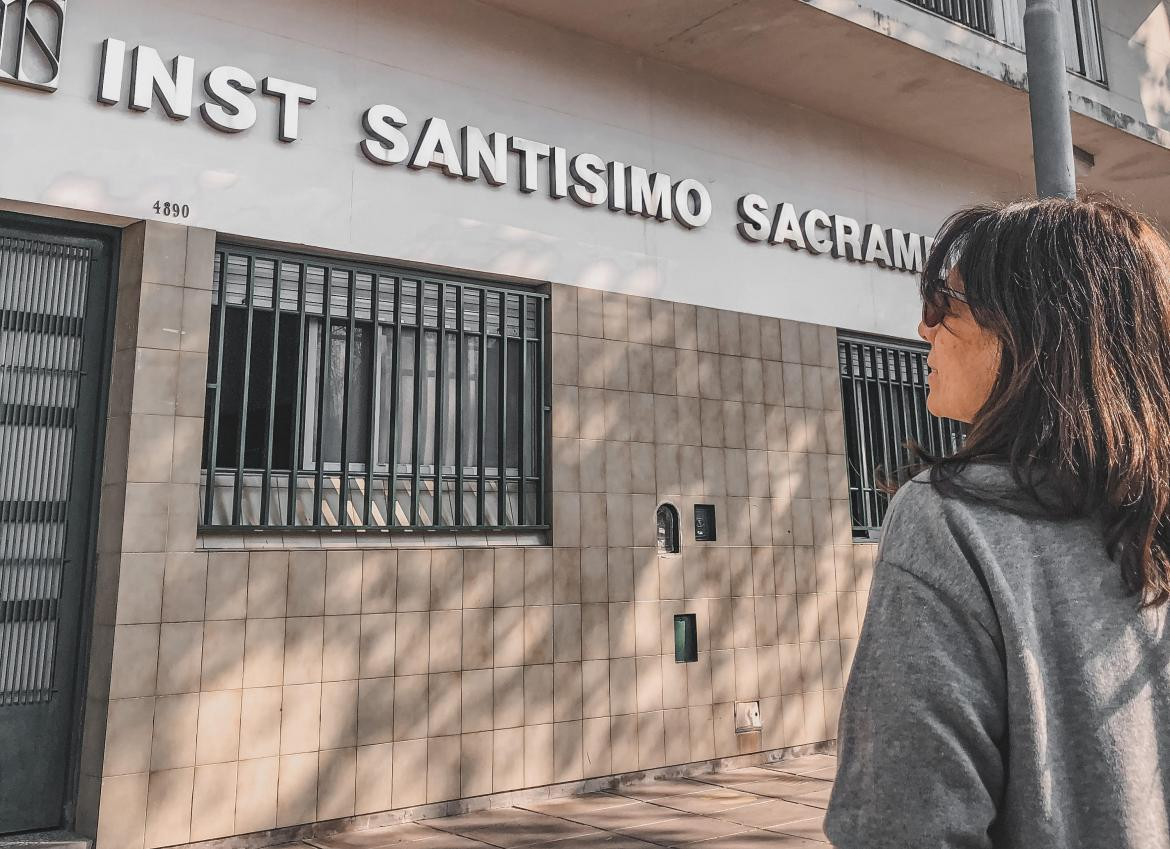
left=824, top=554, right=1008, bottom=849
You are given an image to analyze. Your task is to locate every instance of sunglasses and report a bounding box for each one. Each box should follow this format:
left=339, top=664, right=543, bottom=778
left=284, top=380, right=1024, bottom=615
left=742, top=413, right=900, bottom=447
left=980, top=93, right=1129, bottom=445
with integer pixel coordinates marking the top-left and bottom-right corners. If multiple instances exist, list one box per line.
left=922, top=284, right=969, bottom=328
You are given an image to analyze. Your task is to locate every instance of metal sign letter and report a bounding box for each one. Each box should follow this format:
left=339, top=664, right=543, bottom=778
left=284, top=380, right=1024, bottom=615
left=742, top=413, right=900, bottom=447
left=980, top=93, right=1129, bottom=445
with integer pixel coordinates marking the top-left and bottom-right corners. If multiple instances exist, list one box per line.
left=0, top=0, right=67, bottom=92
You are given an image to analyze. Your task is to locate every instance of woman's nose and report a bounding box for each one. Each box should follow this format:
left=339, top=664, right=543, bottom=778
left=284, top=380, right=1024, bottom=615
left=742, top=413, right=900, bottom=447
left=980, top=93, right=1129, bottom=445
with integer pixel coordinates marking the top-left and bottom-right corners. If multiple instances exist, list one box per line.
left=917, top=319, right=932, bottom=342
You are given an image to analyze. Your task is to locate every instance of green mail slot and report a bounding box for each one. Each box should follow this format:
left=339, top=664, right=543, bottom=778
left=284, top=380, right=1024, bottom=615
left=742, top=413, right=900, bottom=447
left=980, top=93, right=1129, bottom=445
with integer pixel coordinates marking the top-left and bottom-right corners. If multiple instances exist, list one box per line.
left=674, top=613, right=698, bottom=663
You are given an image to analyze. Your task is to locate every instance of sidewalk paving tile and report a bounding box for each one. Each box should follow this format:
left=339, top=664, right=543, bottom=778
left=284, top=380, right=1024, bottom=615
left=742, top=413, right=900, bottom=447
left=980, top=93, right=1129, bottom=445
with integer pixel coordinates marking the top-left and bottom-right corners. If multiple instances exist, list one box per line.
left=707, top=799, right=821, bottom=829
left=556, top=800, right=681, bottom=831
left=764, top=755, right=837, bottom=776
left=728, top=779, right=826, bottom=800
left=776, top=785, right=832, bottom=810
left=520, top=793, right=632, bottom=818
left=797, top=766, right=837, bottom=781
left=651, top=789, right=760, bottom=816
left=302, top=755, right=838, bottom=849
left=690, top=768, right=780, bottom=788
left=610, top=779, right=712, bottom=802
left=306, top=822, right=446, bottom=848
left=686, top=828, right=824, bottom=848
left=421, top=809, right=599, bottom=847
left=768, top=816, right=828, bottom=843
left=309, top=831, right=497, bottom=849
left=743, top=772, right=826, bottom=789
left=621, top=814, right=749, bottom=846
left=519, top=834, right=662, bottom=849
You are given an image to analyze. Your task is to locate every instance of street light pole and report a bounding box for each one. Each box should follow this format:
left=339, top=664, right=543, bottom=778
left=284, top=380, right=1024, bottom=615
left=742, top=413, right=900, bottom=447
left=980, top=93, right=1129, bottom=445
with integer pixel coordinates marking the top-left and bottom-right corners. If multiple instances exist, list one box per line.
left=1023, top=0, right=1077, bottom=199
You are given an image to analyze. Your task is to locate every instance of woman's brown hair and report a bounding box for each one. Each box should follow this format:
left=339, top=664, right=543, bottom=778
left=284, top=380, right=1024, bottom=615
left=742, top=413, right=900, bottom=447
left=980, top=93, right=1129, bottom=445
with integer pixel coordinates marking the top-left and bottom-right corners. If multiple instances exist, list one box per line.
left=915, top=195, right=1170, bottom=607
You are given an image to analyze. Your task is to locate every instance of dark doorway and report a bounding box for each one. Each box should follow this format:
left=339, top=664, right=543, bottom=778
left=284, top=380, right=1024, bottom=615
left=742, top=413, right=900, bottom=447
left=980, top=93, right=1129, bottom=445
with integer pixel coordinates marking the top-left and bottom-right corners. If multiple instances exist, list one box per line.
left=0, top=214, right=116, bottom=833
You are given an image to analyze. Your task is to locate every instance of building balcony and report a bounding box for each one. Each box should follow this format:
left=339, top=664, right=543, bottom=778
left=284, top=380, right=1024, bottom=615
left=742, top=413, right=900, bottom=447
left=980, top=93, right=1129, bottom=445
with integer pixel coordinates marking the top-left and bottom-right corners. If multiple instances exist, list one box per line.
left=901, top=0, right=1106, bottom=83
left=477, top=0, right=1170, bottom=233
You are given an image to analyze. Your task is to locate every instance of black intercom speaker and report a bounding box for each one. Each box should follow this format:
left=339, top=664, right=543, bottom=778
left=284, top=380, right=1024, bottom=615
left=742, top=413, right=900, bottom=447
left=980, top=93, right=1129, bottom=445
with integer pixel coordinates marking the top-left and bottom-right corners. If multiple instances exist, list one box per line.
left=694, top=503, right=717, bottom=541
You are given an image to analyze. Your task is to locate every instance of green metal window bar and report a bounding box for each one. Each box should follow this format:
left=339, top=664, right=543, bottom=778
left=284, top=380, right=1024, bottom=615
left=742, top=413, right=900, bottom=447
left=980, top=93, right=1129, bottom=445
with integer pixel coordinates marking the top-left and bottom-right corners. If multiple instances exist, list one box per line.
left=838, top=333, right=965, bottom=540
left=200, top=244, right=550, bottom=533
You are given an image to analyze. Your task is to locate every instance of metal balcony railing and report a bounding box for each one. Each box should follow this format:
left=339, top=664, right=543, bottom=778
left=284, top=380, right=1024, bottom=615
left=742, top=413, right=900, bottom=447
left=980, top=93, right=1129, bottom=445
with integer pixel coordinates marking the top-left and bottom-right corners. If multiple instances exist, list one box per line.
left=903, top=0, right=1106, bottom=83
left=907, top=1, right=996, bottom=36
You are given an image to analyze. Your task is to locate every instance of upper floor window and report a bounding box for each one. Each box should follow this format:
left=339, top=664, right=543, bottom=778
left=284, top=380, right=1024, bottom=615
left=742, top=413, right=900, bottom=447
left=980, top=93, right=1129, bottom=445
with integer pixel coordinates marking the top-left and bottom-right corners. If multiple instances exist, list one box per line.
left=838, top=333, right=965, bottom=540
left=200, top=245, right=549, bottom=532
left=901, top=0, right=1106, bottom=84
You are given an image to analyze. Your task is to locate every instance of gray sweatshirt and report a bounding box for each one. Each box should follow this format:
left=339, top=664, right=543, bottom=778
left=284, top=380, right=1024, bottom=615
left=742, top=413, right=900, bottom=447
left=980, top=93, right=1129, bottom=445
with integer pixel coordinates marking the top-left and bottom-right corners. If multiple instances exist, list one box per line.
left=825, top=463, right=1170, bottom=849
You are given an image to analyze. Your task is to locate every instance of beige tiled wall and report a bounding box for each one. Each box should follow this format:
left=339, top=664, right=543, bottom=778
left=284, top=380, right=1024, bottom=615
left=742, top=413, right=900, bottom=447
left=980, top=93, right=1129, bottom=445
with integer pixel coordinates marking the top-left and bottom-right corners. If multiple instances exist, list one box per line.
left=77, top=223, right=877, bottom=849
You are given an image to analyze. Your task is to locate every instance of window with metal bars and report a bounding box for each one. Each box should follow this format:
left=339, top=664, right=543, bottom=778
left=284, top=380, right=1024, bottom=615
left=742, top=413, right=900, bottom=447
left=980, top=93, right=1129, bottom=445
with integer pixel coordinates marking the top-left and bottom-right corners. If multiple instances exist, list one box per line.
left=900, top=0, right=1106, bottom=84
left=838, top=334, right=965, bottom=540
left=200, top=245, right=549, bottom=532
left=904, top=0, right=996, bottom=37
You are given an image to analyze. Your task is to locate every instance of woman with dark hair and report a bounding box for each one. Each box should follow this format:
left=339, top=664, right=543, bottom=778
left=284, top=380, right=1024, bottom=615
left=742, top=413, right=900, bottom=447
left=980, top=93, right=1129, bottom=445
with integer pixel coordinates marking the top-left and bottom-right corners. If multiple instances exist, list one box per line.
left=824, top=196, right=1170, bottom=849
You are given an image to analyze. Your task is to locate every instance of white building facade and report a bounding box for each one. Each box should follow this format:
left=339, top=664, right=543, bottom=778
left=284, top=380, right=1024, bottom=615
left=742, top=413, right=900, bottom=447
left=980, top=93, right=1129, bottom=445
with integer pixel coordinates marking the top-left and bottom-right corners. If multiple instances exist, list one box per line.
left=0, top=0, right=1163, bottom=846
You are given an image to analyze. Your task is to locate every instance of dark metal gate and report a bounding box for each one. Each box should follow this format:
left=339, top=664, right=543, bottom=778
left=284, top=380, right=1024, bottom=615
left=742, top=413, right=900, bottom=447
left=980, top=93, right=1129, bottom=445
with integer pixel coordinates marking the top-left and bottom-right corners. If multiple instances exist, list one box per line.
left=0, top=217, right=114, bottom=834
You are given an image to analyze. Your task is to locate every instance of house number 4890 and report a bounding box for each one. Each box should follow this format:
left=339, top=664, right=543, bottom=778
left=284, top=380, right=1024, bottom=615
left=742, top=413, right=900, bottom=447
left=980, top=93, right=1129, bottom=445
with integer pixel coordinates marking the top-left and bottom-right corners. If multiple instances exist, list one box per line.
left=153, top=201, right=191, bottom=219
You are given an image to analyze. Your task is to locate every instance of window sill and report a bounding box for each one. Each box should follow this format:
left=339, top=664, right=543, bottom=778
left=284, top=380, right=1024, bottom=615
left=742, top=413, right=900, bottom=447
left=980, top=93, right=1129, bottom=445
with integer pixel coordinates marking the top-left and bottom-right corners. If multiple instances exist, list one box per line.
left=196, top=527, right=550, bottom=550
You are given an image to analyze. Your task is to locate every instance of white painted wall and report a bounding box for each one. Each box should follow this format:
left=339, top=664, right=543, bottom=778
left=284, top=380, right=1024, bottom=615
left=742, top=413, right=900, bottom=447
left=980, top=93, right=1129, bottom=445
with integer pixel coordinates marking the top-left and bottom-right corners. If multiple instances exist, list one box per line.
left=0, top=0, right=1029, bottom=340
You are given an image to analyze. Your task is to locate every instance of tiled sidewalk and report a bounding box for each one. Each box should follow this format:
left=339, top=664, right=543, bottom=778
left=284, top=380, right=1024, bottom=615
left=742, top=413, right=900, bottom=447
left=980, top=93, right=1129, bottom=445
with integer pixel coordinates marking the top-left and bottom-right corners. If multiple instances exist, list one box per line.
left=287, top=754, right=836, bottom=849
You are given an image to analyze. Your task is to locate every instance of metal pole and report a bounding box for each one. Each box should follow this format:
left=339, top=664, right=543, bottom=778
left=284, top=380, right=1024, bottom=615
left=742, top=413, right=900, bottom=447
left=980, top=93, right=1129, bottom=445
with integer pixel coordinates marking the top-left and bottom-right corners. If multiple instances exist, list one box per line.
left=1023, top=0, right=1077, bottom=199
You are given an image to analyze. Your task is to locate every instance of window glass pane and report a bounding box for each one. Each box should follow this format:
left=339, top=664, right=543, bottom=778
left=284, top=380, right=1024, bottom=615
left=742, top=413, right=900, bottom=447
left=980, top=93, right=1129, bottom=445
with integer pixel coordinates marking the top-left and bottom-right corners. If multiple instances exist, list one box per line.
left=461, top=336, right=480, bottom=474
left=346, top=323, right=372, bottom=466
left=242, top=308, right=275, bottom=469
left=505, top=338, right=521, bottom=475
left=317, top=321, right=345, bottom=465
left=396, top=327, right=416, bottom=468
left=270, top=311, right=302, bottom=471
left=526, top=339, right=540, bottom=478
left=303, top=319, right=372, bottom=469
left=376, top=324, right=396, bottom=468
left=301, top=317, right=322, bottom=469
left=484, top=336, right=500, bottom=472
left=442, top=333, right=457, bottom=473
left=214, top=308, right=247, bottom=468
left=419, top=329, right=438, bottom=468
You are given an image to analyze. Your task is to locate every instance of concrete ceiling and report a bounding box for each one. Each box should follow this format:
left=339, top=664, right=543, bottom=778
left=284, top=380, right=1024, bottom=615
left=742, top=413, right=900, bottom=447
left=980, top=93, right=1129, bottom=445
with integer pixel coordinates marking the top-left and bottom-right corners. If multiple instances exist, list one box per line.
left=476, top=0, right=1170, bottom=222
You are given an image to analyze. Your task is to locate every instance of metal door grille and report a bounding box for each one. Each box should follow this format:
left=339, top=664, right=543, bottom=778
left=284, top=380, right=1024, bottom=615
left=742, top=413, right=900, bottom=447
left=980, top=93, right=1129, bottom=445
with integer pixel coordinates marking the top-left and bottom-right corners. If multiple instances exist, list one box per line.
left=839, top=334, right=965, bottom=540
left=201, top=245, right=550, bottom=532
left=0, top=236, right=89, bottom=705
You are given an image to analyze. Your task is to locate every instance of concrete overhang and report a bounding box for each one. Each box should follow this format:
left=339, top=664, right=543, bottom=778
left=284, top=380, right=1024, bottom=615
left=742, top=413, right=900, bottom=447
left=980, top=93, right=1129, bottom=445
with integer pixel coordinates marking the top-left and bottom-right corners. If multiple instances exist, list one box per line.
left=476, top=0, right=1170, bottom=222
